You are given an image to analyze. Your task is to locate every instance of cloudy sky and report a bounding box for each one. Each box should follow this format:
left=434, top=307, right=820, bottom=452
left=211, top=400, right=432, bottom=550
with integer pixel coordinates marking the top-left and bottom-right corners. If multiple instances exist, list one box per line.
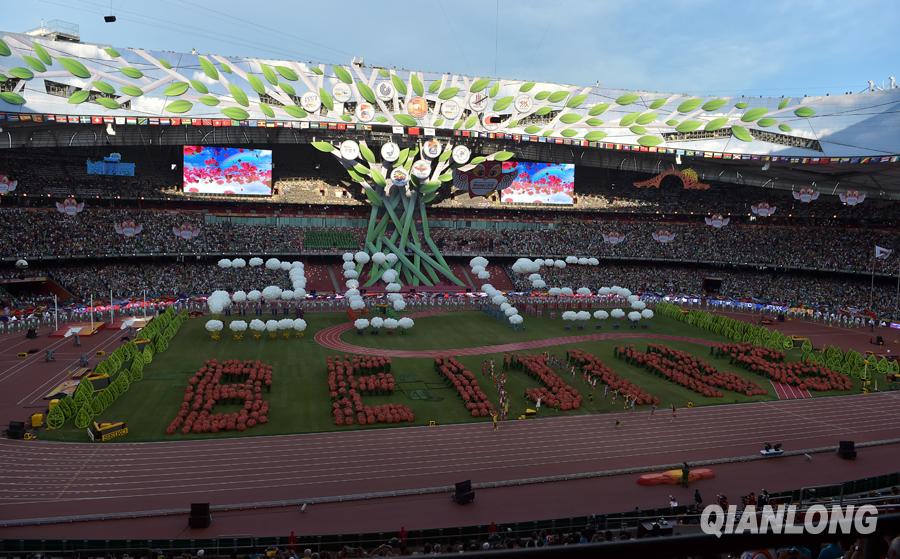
left=6, top=0, right=899, bottom=96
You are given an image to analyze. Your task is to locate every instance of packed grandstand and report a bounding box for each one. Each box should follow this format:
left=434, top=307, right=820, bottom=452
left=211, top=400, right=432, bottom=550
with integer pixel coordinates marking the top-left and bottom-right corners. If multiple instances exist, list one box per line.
left=1, top=11, right=900, bottom=559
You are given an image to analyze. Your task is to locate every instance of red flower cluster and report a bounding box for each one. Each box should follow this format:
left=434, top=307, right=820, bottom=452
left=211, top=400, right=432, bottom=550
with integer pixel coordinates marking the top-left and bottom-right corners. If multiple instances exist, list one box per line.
left=434, top=357, right=495, bottom=417
left=616, top=345, right=724, bottom=397
left=327, top=356, right=414, bottom=426
left=567, top=349, right=660, bottom=405
left=645, top=345, right=766, bottom=396
left=166, top=359, right=272, bottom=435
left=512, top=354, right=582, bottom=410
left=714, top=344, right=852, bottom=391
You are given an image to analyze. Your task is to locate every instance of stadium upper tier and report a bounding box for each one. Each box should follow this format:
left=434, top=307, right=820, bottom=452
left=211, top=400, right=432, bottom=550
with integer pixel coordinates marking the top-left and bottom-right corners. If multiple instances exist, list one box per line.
left=1, top=31, right=899, bottom=158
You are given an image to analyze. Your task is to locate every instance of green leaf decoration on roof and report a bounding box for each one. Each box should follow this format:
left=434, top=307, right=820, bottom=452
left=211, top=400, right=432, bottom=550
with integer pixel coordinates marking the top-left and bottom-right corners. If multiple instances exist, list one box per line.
left=259, top=103, right=275, bottom=118
left=649, top=98, right=668, bottom=110
left=619, top=112, right=641, bottom=127
left=165, top=100, right=193, bottom=113
left=96, top=97, right=121, bottom=109
left=183, top=79, right=206, bottom=94
left=276, top=65, right=298, bottom=81
left=588, top=103, right=609, bottom=116
left=778, top=123, right=792, bottom=132
left=493, top=96, right=514, bottom=111
left=120, top=67, right=143, bottom=79
left=677, top=98, right=703, bottom=113
left=283, top=105, right=307, bottom=118
left=524, top=125, right=542, bottom=134
left=637, top=135, right=663, bottom=147
left=493, top=150, right=515, bottom=161
left=470, top=77, right=491, bottom=93
left=705, top=117, right=728, bottom=131
left=198, top=95, right=220, bottom=106
left=734, top=101, right=748, bottom=109
left=164, top=82, right=190, bottom=96
left=311, top=141, right=334, bottom=152
left=9, top=67, right=34, bottom=80
left=120, top=85, right=143, bottom=97
left=616, top=93, right=639, bottom=105
left=548, top=90, right=569, bottom=103
left=356, top=82, right=376, bottom=103
left=756, top=117, right=777, bottom=127
left=23, top=55, right=47, bottom=72
left=369, top=167, right=386, bottom=187
left=229, top=83, right=249, bottom=107
left=198, top=57, right=218, bottom=80
left=58, top=56, right=91, bottom=78
left=428, top=79, right=441, bottom=93
left=280, top=82, right=296, bottom=96
left=390, top=74, right=407, bottom=96
left=103, top=46, right=120, bottom=59
left=665, top=119, right=679, bottom=126
left=489, top=81, right=501, bottom=97
left=629, top=125, right=647, bottom=135
left=92, top=81, right=115, bottom=95
left=395, top=114, right=418, bottom=126
left=585, top=131, right=607, bottom=141
left=246, top=74, right=266, bottom=95
left=701, top=99, right=727, bottom=111
left=559, top=113, right=581, bottom=124
left=359, top=142, right=376, bottom=163
left=221, top=107, right=249, bottom=120
left=0, top=38, right=11, bottom=56
left=519, top=82, right=536, bottom=92
left=585, top=117, right=604, bottom=126
left=157, top=57, right=172, bottom=69
left=411, top=73, right=425, bottom=96
left=438, top=87, right=459, bottom=100
left=731, top=125, right=752, bottom=142
left=433, top=117, right=444, bottom=127
left=567, top=93, right=588, bottom=108
left=636, top=112, right=657, bottom=125
left=260, top=63, right=278, bottom=85
left=67, top=90, right=90, bottom=104
left=319, top=88, right=334, bottom=111
left=542, top=130, right=553, bottom=137
left=561, top=128, right=579, bottom=137
left=794, top=106, right=816, bottom=117
left=534, top=91, right=551, bottom=101
left=334, top=65, right=353, bottom=84
left=377, top=68, right=390, bottom=78
left=778, top=98, right=790, bottom=110
left=534, top=105, right=553, bottom=116
left=464, top=114, right=479, bottom=128
left=676, top=120, right=703, bottom=133
left=310, top=66, right=324, bottom=75
left=340, top=114, right=352, bottom=123
left=741, top=107, right=768, bottom=122
left=219, top=61, right=232, bottom=74
left=470, top=156, right=487, bottom=165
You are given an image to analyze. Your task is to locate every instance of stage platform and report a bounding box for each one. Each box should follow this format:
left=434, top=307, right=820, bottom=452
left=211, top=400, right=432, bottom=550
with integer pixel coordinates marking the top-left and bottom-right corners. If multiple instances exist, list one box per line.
left=49, top=322, right=105, bottom=338
left=104, top=317, right=152, bottom=330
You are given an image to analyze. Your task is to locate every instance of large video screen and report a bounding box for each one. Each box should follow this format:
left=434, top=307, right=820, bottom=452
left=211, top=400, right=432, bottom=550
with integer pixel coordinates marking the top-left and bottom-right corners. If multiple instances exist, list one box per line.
left=183, top=146, right=273, bottom=196
left=501, top=162, right=575, bottom=205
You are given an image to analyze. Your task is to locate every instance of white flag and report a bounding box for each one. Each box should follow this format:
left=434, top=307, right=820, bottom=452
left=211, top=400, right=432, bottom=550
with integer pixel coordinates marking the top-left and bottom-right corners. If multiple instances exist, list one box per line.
left=875, top=245, right=893, bottom=259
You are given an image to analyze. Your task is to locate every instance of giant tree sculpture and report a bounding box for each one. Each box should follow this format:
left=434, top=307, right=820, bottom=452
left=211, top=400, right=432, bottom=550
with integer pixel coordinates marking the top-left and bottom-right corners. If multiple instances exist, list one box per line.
left=312, top=139, right=513, bottom=287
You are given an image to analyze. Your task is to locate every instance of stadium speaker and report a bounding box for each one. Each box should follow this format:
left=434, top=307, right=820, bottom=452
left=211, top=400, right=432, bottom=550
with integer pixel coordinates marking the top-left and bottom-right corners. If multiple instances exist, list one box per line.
left=838, top=441, right=857, bottom=460
left=452, top=480, right=475, bottom=505
left=188, top=503, right=211, bottom=528
left=7, top=421, right=25, bottom=440
left=104, top=15, right=117, bottom=22
left=26, top=328, right=37, bottom=339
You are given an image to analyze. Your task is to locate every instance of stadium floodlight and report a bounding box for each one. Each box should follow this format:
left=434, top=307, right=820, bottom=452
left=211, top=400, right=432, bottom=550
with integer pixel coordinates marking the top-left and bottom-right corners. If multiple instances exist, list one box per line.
left=106, top=123, right=116, bottom=136
left=104, top=15, right=116, bottom=22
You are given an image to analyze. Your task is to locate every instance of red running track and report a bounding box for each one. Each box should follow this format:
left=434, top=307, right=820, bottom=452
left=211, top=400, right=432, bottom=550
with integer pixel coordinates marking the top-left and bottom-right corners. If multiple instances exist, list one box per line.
left=0, top=392, right=898, bottom=529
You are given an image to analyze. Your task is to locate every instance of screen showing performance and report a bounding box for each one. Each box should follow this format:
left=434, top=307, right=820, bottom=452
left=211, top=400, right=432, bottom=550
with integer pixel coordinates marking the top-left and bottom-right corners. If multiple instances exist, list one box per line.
left=501, top=161, right=575, bottom=205
left=182, top=146, right=273, bottom=196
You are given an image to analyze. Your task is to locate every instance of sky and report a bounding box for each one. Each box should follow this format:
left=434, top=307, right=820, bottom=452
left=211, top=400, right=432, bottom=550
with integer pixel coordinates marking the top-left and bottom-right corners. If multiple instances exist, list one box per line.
left=5, top=0, right=899, bottom=96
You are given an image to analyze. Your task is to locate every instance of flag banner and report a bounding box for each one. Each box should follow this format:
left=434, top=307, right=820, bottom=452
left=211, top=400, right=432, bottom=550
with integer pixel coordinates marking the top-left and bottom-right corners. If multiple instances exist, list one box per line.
left=875, top=246, right=894, bottom=259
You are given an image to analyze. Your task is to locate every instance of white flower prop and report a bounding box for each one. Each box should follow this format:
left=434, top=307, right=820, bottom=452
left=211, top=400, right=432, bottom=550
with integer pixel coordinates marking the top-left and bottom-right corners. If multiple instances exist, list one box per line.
left=491, top=295, right=507, bottom=305
left=598, top=287, right=611, bottom=296
left=291, top=261, right=304, bottom=269
left=471, top=265, right=486, bottom=275
left=342, top=261, right=356, bottom=271
left=398, top=317, right=415, bottom=329
left=265, top=258, right=281, bottom=270
left=593, top=310, right=609, bottom=320
left=562, top=311, right=577, bottom=321
left=528, top=273, right=542, bottom=282
left=293, top=318, right=308, bottom=332
left=349, top=298, right=366, bottom=311
left=641, top=309, right=655, bottom=320
left=294, top=289, right=307, bottom=298
left=393, top=299, right=407, bottom=311
left=500, top=302, right=512, bottom=312
left=207, top=290, right=232, bottom=313
left=281, top=289, right=295, bottom=301
left=554, top=259, right=566, bottom=269
left=371, top=252, right=387, bottom=265
left=354, top=251, right=370, bottom=264
left=504, top=307, right=519, bottom=316
left=470, top=256, right=489, bottom=268
left=627, top=294, right=640, bottom=303
left=481, top=283, right=495, bottom=294
left=509, top=314, right=524, bottom=325
left=548, top=287, right=562, bottom=296
left=265, top=319, right=279, bottom=332
left=511, top=258, right=540, bottom=274
left=576, top=311, right=591, bottom=321
left=370, top=316, right=384, bottom=329
left=384, top=318, right=399, bottom=330
left=354, top=318, right=370, bottom=330
left=345, top=288, right=361, bottom=298
left=588, top=258, right=599, bottom=266
left=532, top=279, right=546, bottom=289
left=218, top=258, right=232, bottom=268
left=477, top=270, right=490, bottom=279
left=262, top=286, right=283, bottom=301
left=631, top=300, right=647, bottom=311
left=232, top=290, right=247, bottom=303
left=280, top=261, right=292, bottom=271
left=620, top=288, right=633, bottom=298
left=628, top=311, right=642, bottom=322
left=385, top=282, right=402, bottom=292
left=229, top=320, right=248, bottom=332
left=278, top=318, right=294, bottom=330
left=560, top=287, right=573, bottom=296
left=611, top=308, right=626, bottom=319
left=382, top=269, right=399, bottom=283
left=345, top=279, right=360, bottom=290
left=565, top=256, right=578, bottom=264
left=205, top=319, right=224, bottom=332
left=249, top=257, right=264, bottom=267
left=250, top=319, right=266, bottom=332
left=578, top=257, right=589, bottom=265
left=577, top=287, right=591, bottom=296
left=232, top=258, right=247, bottom=268
left=385, top=253, right=399, bottom=265
left=247, top=290, right=262, bottom=302
left=342, top=252, right=355, bottom=262
left=344, top=270, right=359, bottom=279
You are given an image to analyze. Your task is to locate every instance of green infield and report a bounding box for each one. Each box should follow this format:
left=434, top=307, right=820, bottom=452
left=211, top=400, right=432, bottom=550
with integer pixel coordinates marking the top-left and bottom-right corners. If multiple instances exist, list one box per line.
left=39, top=310, right=861, bottom=443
